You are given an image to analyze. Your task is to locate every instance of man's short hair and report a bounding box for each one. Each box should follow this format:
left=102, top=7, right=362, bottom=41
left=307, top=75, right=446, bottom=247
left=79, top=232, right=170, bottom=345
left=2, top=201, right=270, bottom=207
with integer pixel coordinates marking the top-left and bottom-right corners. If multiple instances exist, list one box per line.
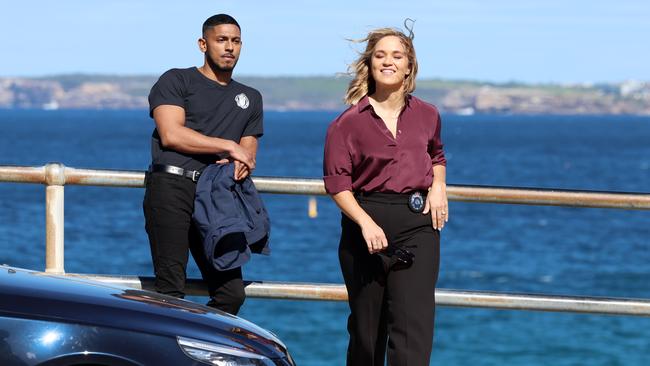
left=202, top=14, right=240, bottom=35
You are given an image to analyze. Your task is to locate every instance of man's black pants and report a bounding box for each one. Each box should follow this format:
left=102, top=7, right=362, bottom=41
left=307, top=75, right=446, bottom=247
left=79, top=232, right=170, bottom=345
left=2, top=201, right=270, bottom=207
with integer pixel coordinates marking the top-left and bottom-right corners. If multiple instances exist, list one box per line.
left=143, top=171, right=245, bottom=315
left=339, top=193, right=440, bottom=366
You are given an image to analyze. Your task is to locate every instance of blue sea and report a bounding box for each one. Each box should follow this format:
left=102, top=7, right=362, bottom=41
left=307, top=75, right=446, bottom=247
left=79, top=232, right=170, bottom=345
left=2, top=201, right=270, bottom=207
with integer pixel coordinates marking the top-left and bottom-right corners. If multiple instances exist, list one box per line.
left=1, top=110, right=649, bottom=365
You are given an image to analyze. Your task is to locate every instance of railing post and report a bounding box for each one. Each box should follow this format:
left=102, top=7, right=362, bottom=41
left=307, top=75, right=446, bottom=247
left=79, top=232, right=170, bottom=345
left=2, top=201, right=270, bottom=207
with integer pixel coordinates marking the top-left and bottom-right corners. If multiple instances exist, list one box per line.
left=44, top=163, right=65, bottom=273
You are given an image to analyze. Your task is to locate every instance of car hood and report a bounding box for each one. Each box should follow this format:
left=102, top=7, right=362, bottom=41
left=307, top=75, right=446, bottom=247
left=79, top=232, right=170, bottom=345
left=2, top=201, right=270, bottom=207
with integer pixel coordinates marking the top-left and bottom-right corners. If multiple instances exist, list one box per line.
left=0, top=266, right=289, bottom=359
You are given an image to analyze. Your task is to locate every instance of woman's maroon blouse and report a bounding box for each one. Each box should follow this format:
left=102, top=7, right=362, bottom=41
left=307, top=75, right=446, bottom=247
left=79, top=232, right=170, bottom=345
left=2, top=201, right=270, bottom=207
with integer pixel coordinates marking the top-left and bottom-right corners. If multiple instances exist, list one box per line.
left=323, top=95, right=446, bottom=194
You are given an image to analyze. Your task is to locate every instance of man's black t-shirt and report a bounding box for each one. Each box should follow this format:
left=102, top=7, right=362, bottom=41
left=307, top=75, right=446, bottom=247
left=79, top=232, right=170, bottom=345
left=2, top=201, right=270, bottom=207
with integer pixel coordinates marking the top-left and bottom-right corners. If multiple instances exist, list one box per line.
left=148, top=67, right=263, bottom=171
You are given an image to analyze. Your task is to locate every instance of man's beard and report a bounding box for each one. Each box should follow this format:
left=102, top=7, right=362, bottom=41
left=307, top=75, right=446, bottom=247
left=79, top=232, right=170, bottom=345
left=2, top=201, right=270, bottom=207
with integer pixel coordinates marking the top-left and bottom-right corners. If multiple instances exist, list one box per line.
left=215, top=63, right=235, bottom=72
left=208, top=57, right=237, bottom=73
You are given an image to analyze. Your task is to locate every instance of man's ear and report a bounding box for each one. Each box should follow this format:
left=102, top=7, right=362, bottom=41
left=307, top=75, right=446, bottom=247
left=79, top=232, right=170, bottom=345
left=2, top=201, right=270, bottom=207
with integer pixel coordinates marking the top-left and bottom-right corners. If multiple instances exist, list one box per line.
left=198, top=38, right=206, bottom=53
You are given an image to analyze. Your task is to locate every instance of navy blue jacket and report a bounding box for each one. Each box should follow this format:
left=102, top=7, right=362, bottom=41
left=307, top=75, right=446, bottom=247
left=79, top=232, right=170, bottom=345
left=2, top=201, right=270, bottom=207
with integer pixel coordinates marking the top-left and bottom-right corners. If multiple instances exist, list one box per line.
left=193, top=163, right=270, bottom=271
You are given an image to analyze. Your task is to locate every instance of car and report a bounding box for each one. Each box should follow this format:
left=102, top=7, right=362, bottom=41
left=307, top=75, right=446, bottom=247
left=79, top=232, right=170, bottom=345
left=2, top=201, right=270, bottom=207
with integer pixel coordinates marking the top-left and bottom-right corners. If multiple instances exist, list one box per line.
left=0, top=265, right=296, bottom=365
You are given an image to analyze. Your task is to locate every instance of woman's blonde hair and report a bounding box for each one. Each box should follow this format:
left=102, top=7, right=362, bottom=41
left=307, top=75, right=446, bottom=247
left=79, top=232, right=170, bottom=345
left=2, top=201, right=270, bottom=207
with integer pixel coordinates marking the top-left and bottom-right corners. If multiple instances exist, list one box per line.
left=344, top=21, right=418, bottom=105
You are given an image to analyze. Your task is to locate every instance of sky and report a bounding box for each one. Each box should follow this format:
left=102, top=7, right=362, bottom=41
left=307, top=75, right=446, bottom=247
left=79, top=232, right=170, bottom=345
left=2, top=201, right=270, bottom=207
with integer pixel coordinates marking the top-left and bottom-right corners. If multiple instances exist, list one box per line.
left=1, top=0, right=649, bottom=84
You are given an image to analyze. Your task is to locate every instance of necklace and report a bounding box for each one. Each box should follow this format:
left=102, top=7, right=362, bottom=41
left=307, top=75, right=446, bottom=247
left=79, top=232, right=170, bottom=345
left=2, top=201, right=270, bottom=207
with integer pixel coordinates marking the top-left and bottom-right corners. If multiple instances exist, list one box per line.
left=377, top=104, right=403, bottom=120
left=368, top=96, right=405, bottom=136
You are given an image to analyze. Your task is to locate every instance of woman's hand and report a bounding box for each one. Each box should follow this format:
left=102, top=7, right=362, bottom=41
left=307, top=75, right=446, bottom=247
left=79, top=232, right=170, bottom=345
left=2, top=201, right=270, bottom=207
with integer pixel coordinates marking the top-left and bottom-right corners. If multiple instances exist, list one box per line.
left=330, top=190, right=387, bottom=254
left=423, top=182, right=448, bottom=230
left=359, top=217, right=388, bottom=254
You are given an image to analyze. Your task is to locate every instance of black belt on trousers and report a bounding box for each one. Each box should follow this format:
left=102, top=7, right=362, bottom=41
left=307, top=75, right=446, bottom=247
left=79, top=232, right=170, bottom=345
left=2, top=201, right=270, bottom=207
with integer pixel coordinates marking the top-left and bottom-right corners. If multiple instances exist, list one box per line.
left=355, top=191, right=427, bottom=213
left=149, top=164, right=202, bottom=182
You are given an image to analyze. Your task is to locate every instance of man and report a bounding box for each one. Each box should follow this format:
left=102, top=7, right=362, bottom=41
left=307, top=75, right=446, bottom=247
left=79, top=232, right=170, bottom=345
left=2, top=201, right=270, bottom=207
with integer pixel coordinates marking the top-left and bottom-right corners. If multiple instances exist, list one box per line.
left=143, top=14, right=263, bottom=315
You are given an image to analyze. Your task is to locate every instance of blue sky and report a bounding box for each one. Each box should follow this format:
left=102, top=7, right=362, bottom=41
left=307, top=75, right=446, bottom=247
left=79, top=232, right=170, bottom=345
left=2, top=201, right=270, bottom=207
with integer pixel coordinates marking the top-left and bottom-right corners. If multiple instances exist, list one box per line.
left=1, top=0, right=648, bottom=83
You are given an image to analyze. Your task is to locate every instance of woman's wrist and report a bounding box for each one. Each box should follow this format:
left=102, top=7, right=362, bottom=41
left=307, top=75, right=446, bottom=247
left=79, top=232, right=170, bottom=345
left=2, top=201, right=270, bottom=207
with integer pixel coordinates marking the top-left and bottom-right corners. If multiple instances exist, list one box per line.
left=356, top=214, right=375, bottom=228
left=431, top=181, right=446, bottom=190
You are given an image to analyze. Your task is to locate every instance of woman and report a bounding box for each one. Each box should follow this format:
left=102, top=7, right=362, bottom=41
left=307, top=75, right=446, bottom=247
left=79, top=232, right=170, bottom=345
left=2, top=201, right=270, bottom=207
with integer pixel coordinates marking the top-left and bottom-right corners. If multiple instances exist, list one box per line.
left=323, top=25, right=448, bottom=366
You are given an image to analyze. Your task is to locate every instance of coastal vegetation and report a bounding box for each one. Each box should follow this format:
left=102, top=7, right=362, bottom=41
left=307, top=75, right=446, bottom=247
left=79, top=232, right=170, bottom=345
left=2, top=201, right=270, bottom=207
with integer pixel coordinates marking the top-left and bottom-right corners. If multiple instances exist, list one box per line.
left=0, top=75, right=648, bottom=115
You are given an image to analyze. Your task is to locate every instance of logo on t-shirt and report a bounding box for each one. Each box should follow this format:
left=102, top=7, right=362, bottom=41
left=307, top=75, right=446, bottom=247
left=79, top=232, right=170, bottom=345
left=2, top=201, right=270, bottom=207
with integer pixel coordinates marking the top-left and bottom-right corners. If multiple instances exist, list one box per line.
left=235, top=93, right=249, bottom=109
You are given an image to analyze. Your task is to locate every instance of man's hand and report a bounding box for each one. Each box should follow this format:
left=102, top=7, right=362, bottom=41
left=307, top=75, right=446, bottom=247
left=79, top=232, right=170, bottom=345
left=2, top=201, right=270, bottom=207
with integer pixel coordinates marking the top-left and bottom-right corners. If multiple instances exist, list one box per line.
left=216, top=140, right=255, bottom=181
left=227, top=141, right=256, bottom=171
left=215, top=159, right=250, bottom=181
left=233, top=160, right=250, bottom=180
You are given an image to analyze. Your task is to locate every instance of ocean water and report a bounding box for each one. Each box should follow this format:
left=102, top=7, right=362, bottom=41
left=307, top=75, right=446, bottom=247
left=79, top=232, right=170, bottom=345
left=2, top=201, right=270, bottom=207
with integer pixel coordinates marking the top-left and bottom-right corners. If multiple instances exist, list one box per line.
left=1, top=109, right=649, bottom=365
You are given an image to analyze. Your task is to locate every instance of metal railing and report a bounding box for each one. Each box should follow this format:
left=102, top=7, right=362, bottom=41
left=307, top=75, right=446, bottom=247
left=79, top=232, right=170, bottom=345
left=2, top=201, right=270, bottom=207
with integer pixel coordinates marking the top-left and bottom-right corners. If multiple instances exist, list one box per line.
left=2, top=163, right=650, bottom=317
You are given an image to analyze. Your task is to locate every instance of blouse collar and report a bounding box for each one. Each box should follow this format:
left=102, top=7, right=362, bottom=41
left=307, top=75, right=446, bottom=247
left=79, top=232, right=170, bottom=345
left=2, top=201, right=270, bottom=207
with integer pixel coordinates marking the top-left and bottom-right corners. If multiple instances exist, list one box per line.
left=356, top=94, right=412, bottom=113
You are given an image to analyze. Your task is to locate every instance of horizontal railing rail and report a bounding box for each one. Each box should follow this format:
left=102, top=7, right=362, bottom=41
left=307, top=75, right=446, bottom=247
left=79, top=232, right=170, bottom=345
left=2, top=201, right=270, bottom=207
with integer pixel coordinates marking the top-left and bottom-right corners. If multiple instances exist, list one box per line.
left=62, top=274, right=650, bottom=317
left=2, top=163, right=650, bottom=317
left=2, top=163, right=650, bottom=209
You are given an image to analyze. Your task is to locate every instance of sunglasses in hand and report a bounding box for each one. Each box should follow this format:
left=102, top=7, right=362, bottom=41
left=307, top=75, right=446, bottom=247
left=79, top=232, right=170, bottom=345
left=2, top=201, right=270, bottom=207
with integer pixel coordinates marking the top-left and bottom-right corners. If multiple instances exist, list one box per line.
left=384, top=245, right=414, bottom=270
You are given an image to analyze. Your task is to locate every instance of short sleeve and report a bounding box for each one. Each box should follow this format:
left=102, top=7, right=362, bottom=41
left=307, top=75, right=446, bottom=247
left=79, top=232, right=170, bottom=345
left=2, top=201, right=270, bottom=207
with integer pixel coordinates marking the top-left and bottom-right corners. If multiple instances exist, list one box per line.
left=243, top=90, right=264, bottom=138
left=429, top=112, right=447, bottom=167
left=148, top=69, right=186, bottom=118
left=323, top=123, right=353, bottom=194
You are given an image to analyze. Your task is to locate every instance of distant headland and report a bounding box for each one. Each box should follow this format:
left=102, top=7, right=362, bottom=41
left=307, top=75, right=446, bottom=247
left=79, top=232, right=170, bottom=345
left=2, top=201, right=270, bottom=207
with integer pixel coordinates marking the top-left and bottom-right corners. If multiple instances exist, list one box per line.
left=1, top=74, right=649, bottom=115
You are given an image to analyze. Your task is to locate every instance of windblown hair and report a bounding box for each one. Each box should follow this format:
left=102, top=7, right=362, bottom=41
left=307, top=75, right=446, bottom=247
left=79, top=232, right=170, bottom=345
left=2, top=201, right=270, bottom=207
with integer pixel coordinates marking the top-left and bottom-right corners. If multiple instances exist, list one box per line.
left=202, top=14, right=240, bottom=35
left=344, top=21, right=418, bottom=105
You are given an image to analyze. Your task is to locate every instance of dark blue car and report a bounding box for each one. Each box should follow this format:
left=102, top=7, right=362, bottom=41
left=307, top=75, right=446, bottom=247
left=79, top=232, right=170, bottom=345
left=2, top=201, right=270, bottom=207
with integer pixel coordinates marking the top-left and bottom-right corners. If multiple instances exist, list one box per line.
left=0, top=265, right=295, bottom=365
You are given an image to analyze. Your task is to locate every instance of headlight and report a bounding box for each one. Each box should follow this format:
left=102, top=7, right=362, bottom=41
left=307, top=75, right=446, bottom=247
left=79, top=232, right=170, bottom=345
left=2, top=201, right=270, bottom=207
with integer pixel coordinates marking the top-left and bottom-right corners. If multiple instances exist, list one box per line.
left=177, top=336, right=276, bottom=366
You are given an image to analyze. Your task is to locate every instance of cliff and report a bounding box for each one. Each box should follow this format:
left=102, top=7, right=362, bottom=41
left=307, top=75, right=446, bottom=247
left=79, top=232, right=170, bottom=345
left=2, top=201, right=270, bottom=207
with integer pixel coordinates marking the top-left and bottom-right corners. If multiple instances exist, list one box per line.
left=1, top=75, right=649, bottom=115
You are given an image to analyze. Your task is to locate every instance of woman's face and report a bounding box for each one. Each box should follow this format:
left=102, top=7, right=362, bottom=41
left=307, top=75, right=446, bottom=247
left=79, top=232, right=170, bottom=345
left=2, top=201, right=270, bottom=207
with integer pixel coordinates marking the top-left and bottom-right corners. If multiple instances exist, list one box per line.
left=370, top=35, right=411, bottom=91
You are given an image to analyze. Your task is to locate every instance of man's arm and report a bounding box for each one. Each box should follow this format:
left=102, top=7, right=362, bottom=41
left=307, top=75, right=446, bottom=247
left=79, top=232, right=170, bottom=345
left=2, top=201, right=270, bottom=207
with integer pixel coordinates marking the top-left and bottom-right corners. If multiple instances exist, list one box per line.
left=233, top=136, right=258, bottom=180
left=240, top=136, right=258, bottom=156
left=153, top=105, right=255, bottom=169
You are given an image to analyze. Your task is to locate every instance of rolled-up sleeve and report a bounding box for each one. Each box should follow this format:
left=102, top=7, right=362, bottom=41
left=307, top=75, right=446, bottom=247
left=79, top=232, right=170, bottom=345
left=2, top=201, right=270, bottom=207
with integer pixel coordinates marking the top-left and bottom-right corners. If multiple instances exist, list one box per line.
left=323, top=123, right=353, bottom=194
left=429, top=113, right=447, bottom=167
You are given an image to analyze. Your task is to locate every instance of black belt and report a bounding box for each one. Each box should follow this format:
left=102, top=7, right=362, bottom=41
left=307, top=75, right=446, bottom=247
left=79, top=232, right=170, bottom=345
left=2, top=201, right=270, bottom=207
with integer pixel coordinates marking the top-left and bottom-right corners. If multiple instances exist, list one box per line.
left=149, top=164, right=202, bottom=182
left=355, top=191, right=427, bottom=213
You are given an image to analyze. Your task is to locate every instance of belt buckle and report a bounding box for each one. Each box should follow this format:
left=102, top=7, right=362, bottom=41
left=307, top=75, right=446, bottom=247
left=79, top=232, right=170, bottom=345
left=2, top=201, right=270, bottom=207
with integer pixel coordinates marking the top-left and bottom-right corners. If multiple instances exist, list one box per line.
left=408, top=192, right=424, bottom=213
left=191, top=171, right=200, bottom=182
